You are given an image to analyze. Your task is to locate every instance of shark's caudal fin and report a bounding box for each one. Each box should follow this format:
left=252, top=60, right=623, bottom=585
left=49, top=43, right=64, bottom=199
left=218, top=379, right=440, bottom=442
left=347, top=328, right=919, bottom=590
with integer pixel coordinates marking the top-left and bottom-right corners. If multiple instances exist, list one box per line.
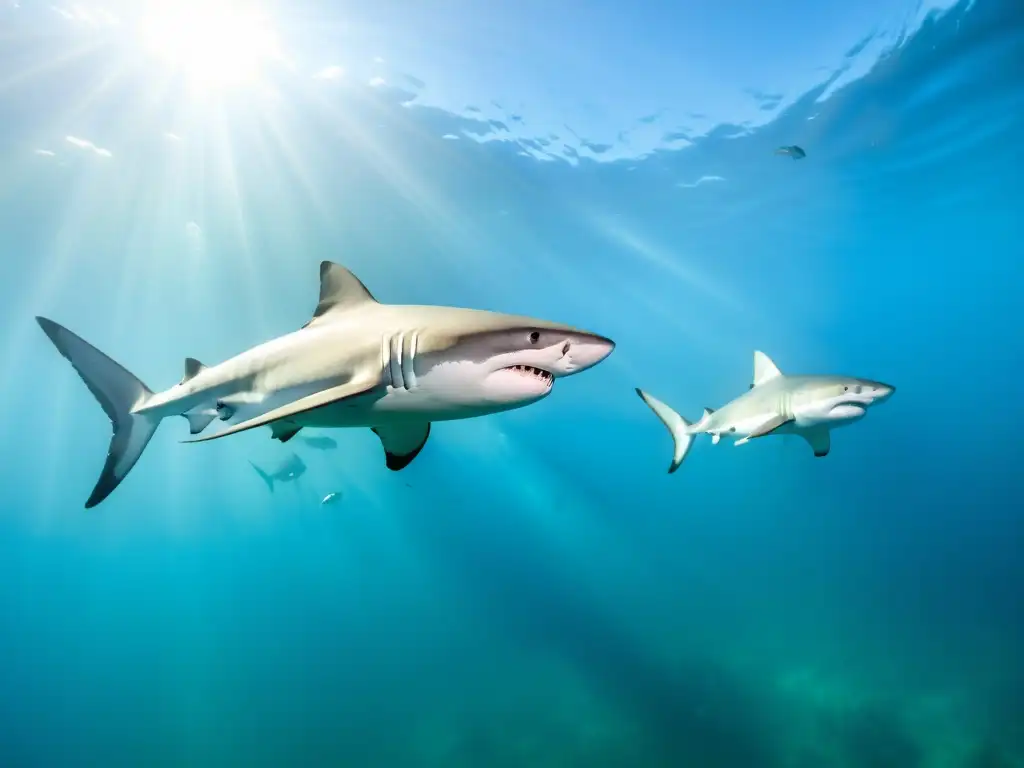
left=249, top=461, right=274, bottom=492
left=635, top=389, right=695, bottom=473
left=36, top=317, right=161, bottom=508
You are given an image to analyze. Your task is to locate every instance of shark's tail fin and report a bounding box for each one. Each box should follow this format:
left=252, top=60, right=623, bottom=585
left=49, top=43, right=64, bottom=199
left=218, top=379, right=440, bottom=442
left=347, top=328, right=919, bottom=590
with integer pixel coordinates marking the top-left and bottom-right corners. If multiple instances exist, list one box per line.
left=249, top=461, right=275, bottom=492
left=36, top=317, right=161, bottom=508
left=635, top=388, right=695, bottom=473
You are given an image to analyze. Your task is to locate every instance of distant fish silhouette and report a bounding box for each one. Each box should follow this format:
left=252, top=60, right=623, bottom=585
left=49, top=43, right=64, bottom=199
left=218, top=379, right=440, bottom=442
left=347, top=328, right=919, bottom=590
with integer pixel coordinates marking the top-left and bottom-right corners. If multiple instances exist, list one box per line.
left=297, top=434, right=338, bottom=451
left=249, top=453, right=307, bottom=492
left=775, top=145, right=806, bottom=159
left=321, top=491, right=343, bottom=506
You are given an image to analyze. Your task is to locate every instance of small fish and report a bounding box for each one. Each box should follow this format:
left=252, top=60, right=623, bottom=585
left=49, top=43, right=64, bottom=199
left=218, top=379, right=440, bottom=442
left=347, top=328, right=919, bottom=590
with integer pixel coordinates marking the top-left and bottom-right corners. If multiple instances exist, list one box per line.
left=297, top=434, right=338, bottom=451
left=775, top=145, right=806, bottom=159
left=321, top=491, right=343, bottom=506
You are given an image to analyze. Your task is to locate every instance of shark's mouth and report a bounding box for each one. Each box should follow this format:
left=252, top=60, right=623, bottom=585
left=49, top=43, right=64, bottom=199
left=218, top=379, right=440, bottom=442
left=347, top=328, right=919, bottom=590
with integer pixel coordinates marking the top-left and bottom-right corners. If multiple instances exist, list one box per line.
left=830, top=402, right=867, bottom=420
left=504, top=365, right=554, bottom=388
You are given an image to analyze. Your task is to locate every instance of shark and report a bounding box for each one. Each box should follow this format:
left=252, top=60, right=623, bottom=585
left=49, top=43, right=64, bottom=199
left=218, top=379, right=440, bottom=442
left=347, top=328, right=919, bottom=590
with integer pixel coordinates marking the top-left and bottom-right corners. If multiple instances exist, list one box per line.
left=250, top=452, right=307, bottom=493
left=296, top=434, right=338, bottom=451
left=37, top=260, right=615, bottom=508
left=635, top=350, right=895, bottom=472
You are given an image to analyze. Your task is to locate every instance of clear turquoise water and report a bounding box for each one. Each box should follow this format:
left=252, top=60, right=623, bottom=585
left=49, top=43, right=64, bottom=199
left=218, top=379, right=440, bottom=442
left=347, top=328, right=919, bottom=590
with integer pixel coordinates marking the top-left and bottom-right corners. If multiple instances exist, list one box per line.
left=1, top=0, right=1022, bottom=765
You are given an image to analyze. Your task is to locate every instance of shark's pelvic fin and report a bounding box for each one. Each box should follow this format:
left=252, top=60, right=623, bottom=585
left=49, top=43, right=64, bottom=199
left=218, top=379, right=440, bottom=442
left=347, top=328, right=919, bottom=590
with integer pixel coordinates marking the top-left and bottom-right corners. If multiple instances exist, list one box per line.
left=271, top=421, right=302, bottom=443
left=801, top=427, right=831, bottom=457
left=371, top=422, right=431, bottom=470
left=745, top=412, right=792, bottom=440
left=635, top=388, right=695, bottom=473
left=182, top=357, right=206, bottom=384
left=249, top=461, right=275, bottom=492
left=183, top=374, right=379, bottom=444
left=307, top=261, right=379, bottom=327
left=36, top=317, right=161, bottom=509
left=185, top=411, right=217, bottom=435
left=752, top=350, right=782, bottom=388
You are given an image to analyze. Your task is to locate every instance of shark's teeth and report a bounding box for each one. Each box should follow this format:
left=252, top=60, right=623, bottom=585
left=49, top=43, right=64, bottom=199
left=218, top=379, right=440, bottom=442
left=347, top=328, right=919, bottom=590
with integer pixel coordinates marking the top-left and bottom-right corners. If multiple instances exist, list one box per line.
left=508, top=365, right=553, bottom=384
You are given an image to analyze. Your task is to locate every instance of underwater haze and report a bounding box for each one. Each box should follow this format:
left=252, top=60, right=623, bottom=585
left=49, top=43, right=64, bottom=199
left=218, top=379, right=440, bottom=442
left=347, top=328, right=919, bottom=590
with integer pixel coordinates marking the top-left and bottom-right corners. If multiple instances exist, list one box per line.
left=1, top=0, right=1023, bottom=765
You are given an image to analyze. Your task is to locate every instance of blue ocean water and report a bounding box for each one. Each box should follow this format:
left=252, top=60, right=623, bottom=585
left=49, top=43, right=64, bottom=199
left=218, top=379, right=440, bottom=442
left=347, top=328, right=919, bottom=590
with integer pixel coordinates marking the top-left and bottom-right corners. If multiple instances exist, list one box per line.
left=1, top=0, right=1022, bottom=765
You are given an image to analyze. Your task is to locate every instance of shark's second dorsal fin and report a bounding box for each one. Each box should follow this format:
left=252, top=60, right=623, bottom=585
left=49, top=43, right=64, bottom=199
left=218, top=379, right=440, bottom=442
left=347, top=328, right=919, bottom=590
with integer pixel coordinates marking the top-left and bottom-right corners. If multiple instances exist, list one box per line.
left=752, top=350, right=782, bottom=388
left=182, top=357, right=206, bottom=384
left=308, top=261, right=379, bottom=326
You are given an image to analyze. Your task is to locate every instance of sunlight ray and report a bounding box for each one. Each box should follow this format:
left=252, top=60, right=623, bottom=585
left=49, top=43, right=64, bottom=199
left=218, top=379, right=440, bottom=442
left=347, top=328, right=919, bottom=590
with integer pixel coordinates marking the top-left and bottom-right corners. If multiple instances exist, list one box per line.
left=253, top=105, right=337, bottom=233
left=586, top=212, right=746, bottom=314
left=211, top=98, right=269, bottom=338
left=0, top=38, right=107, bottom=94
left=21, top=59, right=140, bottom=168
left=293, top=85, right=484, bottom=262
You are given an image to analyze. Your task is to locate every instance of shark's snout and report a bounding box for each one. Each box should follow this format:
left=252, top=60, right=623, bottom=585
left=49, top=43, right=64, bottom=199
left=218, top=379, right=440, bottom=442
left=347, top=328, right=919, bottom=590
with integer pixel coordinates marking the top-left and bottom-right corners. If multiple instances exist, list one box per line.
left=558, top=333, right=615, bottom=376
left=865, top=380, right=895, bottom=404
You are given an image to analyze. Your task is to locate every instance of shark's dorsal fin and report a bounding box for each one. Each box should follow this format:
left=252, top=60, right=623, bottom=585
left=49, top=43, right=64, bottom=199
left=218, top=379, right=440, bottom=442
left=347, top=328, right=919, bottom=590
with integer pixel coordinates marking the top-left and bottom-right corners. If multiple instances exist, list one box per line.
left=181, top=357, right=206, bottom=384
left=752, top=350, right=782, bottom=388
left=308, top=261, right=379, bottom=326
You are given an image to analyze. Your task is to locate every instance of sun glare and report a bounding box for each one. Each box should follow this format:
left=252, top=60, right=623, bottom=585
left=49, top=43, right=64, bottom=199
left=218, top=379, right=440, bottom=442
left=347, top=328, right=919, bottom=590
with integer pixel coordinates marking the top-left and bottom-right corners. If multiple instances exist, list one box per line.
left=138, top=2, right=280, bottom=90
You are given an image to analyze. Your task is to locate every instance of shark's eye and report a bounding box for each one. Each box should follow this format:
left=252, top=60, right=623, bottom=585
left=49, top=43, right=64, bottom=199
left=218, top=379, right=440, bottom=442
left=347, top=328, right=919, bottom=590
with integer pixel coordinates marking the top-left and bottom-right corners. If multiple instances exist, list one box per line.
left=529, top=331, right=540, bottom=344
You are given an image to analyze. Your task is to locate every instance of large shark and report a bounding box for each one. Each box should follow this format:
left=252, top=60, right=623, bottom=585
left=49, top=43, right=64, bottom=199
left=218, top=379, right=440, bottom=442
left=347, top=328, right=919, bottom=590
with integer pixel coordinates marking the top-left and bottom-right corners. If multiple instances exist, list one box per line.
left=635, top=351, right=894, bottom=472
left=37, top=260, right=615, bottom=508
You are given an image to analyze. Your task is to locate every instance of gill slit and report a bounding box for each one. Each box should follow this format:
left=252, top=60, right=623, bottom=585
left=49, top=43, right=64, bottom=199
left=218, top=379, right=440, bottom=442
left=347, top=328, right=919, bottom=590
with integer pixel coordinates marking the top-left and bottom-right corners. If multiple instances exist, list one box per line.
left=389, top=333, right=405, bottom=390
left=781, top=391, right=794, bottom=421
left=402, top=331, right=419, bottom=390
left=380, top=335, right=390, bottom=387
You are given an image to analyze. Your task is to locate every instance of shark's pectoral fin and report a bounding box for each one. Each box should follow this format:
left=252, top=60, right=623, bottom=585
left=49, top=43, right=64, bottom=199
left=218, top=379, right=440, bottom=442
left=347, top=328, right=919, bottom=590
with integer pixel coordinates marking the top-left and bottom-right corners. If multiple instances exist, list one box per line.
left=182, top=375, right=378, bottom=444
left=270, top=421, right=302, bottom=443
left=801, top=427, right=831, bottom=457
left=745, top=412, right=793, bottom=440
left=184, top=411, right=217, bottom=435
left=371, top=422, right=431, bottom=471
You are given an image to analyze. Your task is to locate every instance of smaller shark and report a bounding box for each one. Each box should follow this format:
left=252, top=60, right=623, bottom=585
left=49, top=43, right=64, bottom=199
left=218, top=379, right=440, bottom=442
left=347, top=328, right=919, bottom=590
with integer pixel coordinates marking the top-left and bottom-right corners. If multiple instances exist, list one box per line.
left=250, top=452, right=307, bottom=492
left=297, top=434, right=338, bottom=451
left=635, top=351, right=894, bottom=472
left=775, top=145, right=806, bottom=159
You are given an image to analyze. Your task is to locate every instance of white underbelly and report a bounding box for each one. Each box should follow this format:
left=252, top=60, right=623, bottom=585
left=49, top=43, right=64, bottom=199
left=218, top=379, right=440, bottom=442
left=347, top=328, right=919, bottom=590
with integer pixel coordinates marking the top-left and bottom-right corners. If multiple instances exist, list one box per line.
left=719, top=413, right=793, bottom=440
left=292, top=385, right=504, bottom=428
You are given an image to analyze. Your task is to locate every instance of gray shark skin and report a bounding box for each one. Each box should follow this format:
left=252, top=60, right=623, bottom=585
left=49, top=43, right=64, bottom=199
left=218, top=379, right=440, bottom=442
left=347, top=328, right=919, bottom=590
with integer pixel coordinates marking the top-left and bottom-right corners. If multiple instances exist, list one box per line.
left=250, top=453, right=307, bottom=493
left=37, top=261, right=614, bottom=508
left=635, top=351, right=894, bottom=472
